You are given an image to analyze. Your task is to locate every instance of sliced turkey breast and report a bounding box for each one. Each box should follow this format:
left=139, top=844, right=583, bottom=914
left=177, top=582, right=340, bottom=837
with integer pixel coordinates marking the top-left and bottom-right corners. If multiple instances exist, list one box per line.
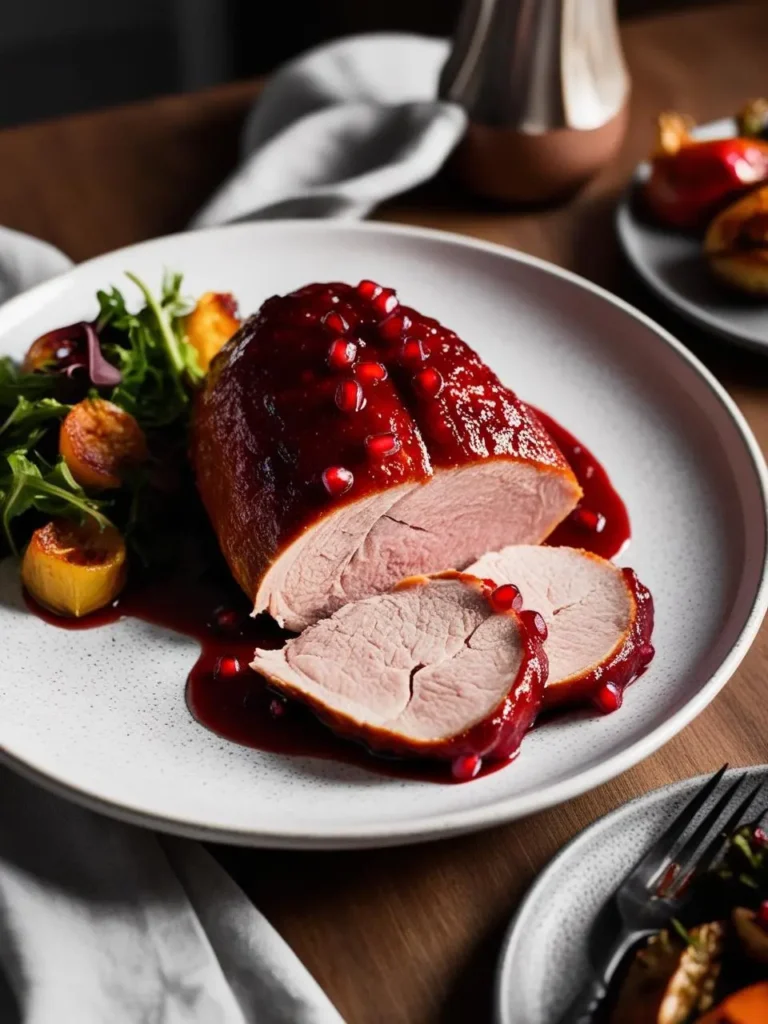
left=251, top=571, right=548, bottom=764
left=468, top=546, right=654, bottom=711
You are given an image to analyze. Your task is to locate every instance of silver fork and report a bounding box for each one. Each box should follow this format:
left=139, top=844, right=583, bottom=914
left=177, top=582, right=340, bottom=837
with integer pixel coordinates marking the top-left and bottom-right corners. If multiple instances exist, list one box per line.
left=558, top=765, right=764, bottom=1024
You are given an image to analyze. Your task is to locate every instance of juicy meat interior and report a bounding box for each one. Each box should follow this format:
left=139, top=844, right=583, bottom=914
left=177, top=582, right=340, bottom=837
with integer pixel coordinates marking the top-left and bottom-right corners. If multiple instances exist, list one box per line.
left=468, top=545, right=653, bottom=707
left=251, top=573, right=547, bottom=760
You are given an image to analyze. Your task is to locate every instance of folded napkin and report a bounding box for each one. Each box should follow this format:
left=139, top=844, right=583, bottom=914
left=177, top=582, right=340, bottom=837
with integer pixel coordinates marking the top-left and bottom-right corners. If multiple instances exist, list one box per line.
left=0, top=30, right=467, bottom=1024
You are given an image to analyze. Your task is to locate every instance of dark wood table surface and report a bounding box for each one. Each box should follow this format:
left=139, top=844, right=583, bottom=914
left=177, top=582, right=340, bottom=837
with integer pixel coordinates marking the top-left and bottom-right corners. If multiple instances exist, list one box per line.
left=2, top=3, right=768, bottom=1021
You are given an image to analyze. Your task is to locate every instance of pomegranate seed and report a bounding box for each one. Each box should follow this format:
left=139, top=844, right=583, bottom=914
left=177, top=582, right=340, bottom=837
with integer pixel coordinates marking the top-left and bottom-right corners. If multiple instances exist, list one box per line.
left=401, top=338, right=431, bottom=367
left=593, top=682, right=623, bottom=714
left=355, top=361, right=388, bottom=384
left=379, top=313, right=411, bottom=342
left=481, top=577, right=497, bottom=592
left=413, top=367, right=444, bottom=398
left=214, top=656, right=242, bottom=680
left=335, top=379, right=366, bottom=413
left=372, top=289, right=398, bottom=318
left=572, top=507, right=606, bottom=533
left=754, top=826, right=768, bottom=847
left=365, top=432, right=401, bottom=458
left=452, top=754, right=482, bottom=782
left=656, top=862, right=679, bottom=897
left=322, top=310, right=349, bottom=334
left=758, top=901, right=768, bottom=930
left=269, top=697, right=287, bottom=719
left=357, top=279, right=382, bottom=300
left=639, top=642, right=655, bottom=665
left=212, top=606, right=242, bottom=633
left=327, top=338, right=357, bottom=370
left=490, top=584, right=523, bottom=613
left=322, top=466, right=354, bottom=496
left=520, top=609, right=548, bottom=640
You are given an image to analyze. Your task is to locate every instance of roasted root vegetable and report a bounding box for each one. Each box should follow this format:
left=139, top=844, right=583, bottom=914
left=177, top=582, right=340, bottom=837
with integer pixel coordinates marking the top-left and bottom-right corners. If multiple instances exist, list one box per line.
left=644, top=112, right=768, bottom=231
left=696, top=982, right=768, bottom=1023
left=22, top=324, right=86, bottom=374
left=22, top=519, right=126, bottom=617
left=704, top=185, right=768, bottom=296
left=737, top=99, right=768, bottom=142
left=60, top=398, right=148, bottom=490
left=183, top=292, right=240, bottom=372
left=609, top=922, right=724, bottom=1024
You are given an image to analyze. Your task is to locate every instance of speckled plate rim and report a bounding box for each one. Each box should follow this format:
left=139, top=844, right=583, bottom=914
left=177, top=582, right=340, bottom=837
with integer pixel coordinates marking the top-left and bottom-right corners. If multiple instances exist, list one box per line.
left=0, top=219, right=766, bottom=849
left=494, top=765, right=768, bottom=1024
left=615, top=117, right=768, bottom=351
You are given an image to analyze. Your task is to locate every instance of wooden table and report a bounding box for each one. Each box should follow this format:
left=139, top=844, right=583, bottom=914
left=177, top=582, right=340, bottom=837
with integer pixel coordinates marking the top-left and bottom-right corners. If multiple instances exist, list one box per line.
left=2, top=3, right=767, bottom=1021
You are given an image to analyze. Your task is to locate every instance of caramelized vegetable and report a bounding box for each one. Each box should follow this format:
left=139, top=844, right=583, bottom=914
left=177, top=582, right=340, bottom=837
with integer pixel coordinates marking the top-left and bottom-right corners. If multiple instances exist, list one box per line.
left=183, top=292, right=240, bottom=372
left=704, top=184, right=768, bottom=295
left=22, top=519, right=126, bottom=617
left=22, top=324, right=86, bottom=374
left=60, top=398, right=147, bottom=490
left=644, top=112, right=768, bottom=231
left=696, top=982, right=768, bottom=1023
left=610, top=923, right=724, bottom=1024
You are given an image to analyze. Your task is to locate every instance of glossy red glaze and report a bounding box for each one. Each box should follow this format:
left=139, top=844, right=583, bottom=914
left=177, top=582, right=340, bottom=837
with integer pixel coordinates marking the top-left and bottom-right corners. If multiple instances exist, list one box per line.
left=26, top=573, right=512, bottom=783
left=191, top=284, right=579, bottom=607
left=452, top=755, right=482, bottom=781
left=535, top=408, right=630, bottom=560
left=541, top=567, right=655, bottom=711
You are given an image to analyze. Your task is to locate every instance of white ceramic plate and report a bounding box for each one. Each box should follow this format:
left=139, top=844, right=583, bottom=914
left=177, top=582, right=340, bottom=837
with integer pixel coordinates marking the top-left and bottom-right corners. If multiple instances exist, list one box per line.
left=0, top=221, right=766, bottom=849
left=496, top=765, right=768, bottom=1024
left=616, top=118, right=768, bottom=351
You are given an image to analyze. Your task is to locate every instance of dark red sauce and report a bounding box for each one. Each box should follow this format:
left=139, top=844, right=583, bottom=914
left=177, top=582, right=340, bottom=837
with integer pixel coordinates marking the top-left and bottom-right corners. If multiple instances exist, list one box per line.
left=535, top=408, right=630, bottom=559
left=25, top=402, right=632, bottom=780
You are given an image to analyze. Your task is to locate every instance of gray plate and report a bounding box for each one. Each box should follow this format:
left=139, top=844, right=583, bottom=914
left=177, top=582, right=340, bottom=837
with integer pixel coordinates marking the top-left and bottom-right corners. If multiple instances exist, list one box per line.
left=495, top=765, right=768, bottom=1023
left=616, top=118, right=768, bottom=351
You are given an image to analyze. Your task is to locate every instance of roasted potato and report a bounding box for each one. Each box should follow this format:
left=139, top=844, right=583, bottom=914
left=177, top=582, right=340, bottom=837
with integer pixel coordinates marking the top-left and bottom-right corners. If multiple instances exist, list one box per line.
left=22, top=519, right=127, bottom=617
left=60, top=398, right=147, bottom=490
left=183, top=292, right=240, bottom=372
left=704, top=185, right=768, bottom=296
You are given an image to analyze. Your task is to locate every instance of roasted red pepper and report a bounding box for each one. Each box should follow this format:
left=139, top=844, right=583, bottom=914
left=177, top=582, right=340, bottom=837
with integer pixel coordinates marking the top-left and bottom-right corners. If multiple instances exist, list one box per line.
left=644, top=112, right=768, bottom=231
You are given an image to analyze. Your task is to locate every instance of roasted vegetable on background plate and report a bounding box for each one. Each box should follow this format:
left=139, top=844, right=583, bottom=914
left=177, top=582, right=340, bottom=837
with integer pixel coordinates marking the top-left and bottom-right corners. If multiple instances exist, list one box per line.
left=643, top=111, right=768, bottom=232
left=0, top=273, right=240, bottom=616
left=704, top=185, right=768, bottom=297
left=609, top=825, right=768, bottom=1023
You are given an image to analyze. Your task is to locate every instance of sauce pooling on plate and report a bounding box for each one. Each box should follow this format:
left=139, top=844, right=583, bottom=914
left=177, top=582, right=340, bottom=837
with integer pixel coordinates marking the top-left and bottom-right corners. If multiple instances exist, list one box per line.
left=25, top=409, right=630, bottom=780
left=534, top=409, right=630, bottom=559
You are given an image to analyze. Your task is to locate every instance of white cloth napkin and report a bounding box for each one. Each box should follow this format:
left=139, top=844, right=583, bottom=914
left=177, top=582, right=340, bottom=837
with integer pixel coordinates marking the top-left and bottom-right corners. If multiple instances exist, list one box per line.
left=192, top=33, right=465, bottom=225
left=0, top=30, right=467, bottom=1024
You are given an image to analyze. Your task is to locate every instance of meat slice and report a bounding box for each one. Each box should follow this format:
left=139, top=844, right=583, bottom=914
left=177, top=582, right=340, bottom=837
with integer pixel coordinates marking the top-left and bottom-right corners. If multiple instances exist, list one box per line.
left=251, top=572, right=548, bottom=764
left=467, top=546, right=654, bottom=710
left=192, top=281, right=581, bottom=630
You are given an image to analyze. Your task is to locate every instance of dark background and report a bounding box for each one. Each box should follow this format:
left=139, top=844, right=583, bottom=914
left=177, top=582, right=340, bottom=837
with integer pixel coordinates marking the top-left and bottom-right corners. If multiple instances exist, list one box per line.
left=1, top=0, right=723, bottom=128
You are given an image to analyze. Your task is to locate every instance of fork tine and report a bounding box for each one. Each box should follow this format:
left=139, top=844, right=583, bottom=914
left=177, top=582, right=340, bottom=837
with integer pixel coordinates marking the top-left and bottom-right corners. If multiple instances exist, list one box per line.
left=667, top=774, right=748, bottom=885
left=684, top=782, right=765, bottom=880
left=627, top=764, right=728, bottom=886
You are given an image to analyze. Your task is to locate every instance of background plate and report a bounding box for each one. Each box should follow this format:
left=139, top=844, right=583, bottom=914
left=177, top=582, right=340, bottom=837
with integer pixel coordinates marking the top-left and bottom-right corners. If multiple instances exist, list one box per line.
left=495, top=766, right=768, bottom=1024
left=616, top=117, right=768, bottom=351
left=0, top=221, right=766, bottom=848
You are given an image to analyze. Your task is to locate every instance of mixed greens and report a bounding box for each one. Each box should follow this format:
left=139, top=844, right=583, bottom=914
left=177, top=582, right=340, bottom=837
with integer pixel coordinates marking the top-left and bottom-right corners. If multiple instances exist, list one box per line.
left=0, top=273, right=240, bottom=616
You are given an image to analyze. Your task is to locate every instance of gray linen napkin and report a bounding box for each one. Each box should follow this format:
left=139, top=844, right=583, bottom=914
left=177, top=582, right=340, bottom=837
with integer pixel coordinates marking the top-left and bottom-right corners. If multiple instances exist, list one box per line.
left=0, top=31, right=467, bottom=1023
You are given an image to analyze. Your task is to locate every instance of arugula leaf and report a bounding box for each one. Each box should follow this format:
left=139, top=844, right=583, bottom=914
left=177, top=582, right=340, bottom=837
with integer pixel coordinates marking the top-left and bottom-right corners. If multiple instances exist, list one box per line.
left=0, top=451, right=111, bottom=554
left=0, top=356, right=59, bottom=406
left=0, top=396, right=68, bottom=451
